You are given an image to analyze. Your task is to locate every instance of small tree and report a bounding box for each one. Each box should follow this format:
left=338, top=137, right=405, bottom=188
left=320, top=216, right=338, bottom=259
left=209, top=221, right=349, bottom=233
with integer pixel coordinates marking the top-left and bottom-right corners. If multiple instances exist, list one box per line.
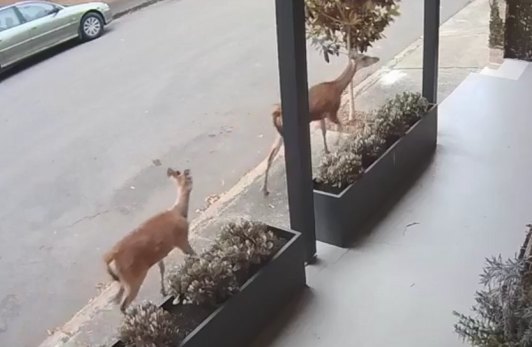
left=305, top=0, right=400, bottom=121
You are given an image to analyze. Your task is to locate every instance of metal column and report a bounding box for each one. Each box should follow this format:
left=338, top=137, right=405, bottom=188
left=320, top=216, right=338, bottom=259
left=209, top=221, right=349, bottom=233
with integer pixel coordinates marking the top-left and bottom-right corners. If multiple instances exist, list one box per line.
left=274, top=0, right=317, bottom=263
left=422, top=0, right=441, bottom=104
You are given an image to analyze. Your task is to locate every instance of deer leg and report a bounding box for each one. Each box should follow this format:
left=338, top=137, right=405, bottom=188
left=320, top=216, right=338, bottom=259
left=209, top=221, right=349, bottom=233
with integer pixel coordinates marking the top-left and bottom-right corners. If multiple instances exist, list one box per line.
left=175, top=229, right=197, bottom=257
left=261, top=135, right=283, bottom=197
left=320, top=119, right=329, bottom=154
left=336, top=121, right=343, bottom=145
left=158, top=260, right=166, bottom=296
left=328, top=111, right=343, bottom=145
left=112, top=284, right=125, bottom=304
left=120, top=272, right=146, bottom=313
left=180, top=239, right=196, bottom=256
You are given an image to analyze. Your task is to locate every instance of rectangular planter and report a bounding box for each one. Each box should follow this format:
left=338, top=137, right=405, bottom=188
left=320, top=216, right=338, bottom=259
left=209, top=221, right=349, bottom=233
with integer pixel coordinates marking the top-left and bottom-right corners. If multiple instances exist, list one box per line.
left=112, top=226, right=306, bottom=347
left=314, top=105, right=438, bottom=247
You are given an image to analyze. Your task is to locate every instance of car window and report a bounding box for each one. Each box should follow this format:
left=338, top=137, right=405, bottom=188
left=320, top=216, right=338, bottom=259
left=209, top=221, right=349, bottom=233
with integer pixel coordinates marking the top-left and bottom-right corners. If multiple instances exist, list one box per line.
left=0, top=7, right=22, bottom=32
left=17, top=3, right=56, bottom=22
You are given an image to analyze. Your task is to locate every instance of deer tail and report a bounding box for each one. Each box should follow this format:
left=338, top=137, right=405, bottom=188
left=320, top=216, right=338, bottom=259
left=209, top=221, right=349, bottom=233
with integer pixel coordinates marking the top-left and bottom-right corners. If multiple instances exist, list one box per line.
left=103, top=250, right=119, bottom=282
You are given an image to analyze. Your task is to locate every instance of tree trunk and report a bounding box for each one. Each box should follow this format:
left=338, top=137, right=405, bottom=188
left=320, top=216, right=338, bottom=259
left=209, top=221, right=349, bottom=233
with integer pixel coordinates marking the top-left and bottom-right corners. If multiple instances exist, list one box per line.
left=347, top=32, right=356, bottom=121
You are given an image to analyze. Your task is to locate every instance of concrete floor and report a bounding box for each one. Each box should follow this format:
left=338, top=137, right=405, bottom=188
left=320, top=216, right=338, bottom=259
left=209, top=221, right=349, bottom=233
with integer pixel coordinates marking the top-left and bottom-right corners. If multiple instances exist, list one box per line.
left=250, top=65, right=532, bottom=346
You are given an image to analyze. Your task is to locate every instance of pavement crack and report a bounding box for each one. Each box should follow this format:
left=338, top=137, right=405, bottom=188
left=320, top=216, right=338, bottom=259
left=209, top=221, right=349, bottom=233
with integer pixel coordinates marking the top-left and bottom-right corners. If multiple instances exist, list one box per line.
left=62, top=210, right=112, bottom=230
left=403, top=222, right=420, bottom=235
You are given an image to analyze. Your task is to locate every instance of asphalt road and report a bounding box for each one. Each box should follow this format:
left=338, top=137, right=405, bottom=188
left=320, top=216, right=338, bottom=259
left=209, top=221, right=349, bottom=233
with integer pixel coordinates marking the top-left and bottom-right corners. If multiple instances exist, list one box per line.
left=0, top=0, right=472, bottom=345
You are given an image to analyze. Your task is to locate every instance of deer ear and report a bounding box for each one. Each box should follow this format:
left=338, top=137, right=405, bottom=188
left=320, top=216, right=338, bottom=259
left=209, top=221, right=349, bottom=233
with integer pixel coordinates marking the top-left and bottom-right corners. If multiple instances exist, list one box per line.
left=167, top=168, right=177, bottom=177
left=183, top=169, right=191, bottom=176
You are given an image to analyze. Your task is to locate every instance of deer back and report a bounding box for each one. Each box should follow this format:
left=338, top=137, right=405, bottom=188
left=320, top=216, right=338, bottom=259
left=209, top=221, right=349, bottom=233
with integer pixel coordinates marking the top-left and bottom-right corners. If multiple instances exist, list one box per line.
left=110, top=211, right=187, bottom=273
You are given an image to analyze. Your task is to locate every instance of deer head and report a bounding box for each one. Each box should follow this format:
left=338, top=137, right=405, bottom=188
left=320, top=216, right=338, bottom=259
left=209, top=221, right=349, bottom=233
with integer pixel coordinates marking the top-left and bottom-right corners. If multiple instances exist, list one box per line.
left=167, top=168, right=193, bottom=193
left=352, top=53, right=380, bottom=69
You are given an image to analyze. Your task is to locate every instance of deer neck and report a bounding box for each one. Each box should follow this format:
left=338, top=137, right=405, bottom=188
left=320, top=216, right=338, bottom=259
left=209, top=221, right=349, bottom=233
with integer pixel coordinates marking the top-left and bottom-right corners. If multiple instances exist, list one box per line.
left=171, top=187, right=191, bottom=218
left=333, top=58, right=357, bottom=93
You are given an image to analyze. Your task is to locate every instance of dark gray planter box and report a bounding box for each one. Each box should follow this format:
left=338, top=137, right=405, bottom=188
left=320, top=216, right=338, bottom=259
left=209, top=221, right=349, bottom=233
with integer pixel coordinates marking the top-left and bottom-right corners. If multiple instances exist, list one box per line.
left=314, top=105, right=438, bottom=247
left=112, top=227, right=306, bottom=347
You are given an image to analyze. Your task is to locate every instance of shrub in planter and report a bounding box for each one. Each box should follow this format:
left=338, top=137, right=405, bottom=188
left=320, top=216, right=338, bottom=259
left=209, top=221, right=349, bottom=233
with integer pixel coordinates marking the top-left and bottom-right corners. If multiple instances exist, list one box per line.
left=119, top=301, right=180, bottom=347
left=213, top=220, right=283, bottom=273
left=315, top=147, right=363, bottom=189
left=314, top=91, right=430, bottom=190
left=372, top=103, right=408, bottom=142
left=166, top=220, right=283, bottom=306
left=373, top=92, right=430, bottom=144
left=313, top=91, right=435, bottom=247
left=166, top=252, right=239, bottom=307
left=390, top=91, right=430, bottom=126
left=343, top=129, right=386, bottom=167
left=115, top=219, right=304, bottom=347
left=453, top=231, right=532, bottom=346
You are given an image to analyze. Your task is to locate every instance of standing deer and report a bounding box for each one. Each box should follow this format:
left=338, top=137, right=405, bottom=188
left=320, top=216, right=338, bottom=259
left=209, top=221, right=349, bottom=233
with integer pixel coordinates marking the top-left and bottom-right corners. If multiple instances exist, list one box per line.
left=261, top=52, right=379, bottom=196
left=103, top=168, right=196, bottom=312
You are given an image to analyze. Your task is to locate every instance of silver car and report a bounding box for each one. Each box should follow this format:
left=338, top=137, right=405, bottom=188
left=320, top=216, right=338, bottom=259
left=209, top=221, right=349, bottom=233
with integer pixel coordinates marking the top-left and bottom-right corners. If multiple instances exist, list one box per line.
left=0, top=0, right=112, bottom=70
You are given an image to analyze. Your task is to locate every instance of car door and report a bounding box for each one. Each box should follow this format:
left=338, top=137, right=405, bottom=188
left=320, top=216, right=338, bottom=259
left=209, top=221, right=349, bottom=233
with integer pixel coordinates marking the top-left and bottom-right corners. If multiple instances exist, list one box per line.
left=0, top=6, right=26, bottom=67
left=15, top=2, right=74, bottom=55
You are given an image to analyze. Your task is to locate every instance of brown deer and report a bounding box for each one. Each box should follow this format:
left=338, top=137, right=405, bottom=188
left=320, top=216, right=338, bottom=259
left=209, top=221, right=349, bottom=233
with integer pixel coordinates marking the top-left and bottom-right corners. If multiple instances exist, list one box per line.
left=103, top=168, right=196, bottom=312
left=261, top=53, right=379, bottom=196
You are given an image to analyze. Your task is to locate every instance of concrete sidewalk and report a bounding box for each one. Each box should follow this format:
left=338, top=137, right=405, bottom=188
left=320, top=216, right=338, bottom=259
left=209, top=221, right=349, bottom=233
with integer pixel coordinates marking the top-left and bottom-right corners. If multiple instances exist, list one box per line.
left=38, top=0, right=490, bottom=346
left=109, top=0, right=166, bottom=18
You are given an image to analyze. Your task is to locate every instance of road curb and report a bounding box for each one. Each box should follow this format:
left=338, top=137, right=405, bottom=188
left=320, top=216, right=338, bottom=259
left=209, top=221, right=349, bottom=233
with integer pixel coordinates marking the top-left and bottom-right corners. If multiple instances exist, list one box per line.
left=112, top=0, right=166, bottom=19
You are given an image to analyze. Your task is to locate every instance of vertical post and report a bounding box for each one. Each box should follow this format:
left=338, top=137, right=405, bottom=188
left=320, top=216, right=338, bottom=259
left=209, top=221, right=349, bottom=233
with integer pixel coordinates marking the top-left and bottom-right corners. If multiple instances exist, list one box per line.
left=422, top=0, right=440, bottom=104
left=274, top=0, right=317, bottom=263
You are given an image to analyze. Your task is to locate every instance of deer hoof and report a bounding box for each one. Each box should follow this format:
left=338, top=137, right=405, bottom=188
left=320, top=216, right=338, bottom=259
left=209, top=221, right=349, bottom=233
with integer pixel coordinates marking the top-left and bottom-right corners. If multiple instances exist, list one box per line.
left=261, top=187, right=270, bottom=197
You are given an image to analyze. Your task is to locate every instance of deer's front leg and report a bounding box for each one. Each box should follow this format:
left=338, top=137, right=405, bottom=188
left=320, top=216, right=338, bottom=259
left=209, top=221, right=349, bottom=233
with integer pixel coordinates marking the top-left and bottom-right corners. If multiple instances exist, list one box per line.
left=320, top=119, right=329, bottom=154
left=158, top=260, right=166, bottom=296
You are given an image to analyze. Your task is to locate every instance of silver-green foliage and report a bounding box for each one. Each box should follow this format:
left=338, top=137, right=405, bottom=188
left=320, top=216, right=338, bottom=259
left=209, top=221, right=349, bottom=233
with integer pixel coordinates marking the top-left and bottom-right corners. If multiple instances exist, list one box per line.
left=392, top=91, right=430, bottom=125
left=343, top=129, right=386, bottom=161
left=166, top=219, right=281, bottom=307
left=453, top=255, right=532, bottom=347
left=373, top=92, right=429, bottom=139
left=315, top=147, right=363, bottom=188
left=315, top=92, right=428, bottom=188
left=167, top=251, right=239, bottom=306
left=120, top=301, right=179, bottom=347
left=213, top=219, right=281, bottom=272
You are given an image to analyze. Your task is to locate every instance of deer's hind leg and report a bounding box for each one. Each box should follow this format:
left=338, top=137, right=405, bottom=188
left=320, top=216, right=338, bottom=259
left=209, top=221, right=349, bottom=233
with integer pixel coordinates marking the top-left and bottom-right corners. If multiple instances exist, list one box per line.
left=261, top=134, right=283, bottom=196
left=327, top=110, right=343, bottom=145
left=179, top=238, right=196, bottom=256
left=120, top=270, right=147, bottom=313
left=112, top=284, right=125, bottom=304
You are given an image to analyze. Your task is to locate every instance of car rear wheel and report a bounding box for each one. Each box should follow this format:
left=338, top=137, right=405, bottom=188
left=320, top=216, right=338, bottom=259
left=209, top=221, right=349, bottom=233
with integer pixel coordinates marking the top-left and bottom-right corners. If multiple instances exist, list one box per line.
left=80, top=13, right=104, bottom=41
